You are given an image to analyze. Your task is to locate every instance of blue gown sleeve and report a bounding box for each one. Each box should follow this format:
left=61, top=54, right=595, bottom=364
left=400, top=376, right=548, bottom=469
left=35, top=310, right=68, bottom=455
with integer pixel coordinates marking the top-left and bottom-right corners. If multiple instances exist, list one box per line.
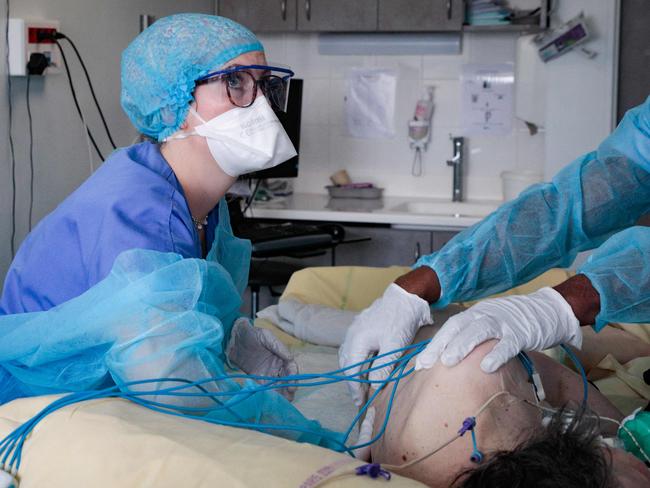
left=578, top=226, right=650, bottom=331
left=416, top=96, right=650, bottom=308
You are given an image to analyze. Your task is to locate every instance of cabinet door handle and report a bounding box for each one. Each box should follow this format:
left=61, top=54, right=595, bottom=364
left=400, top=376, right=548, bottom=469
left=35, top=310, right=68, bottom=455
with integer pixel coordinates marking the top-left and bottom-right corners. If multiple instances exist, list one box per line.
left=281, top=0, right=287, bottom=21
left=447, top=0, right=452, bottom=20
left=305, top=0, right=311, bottom=21
left=414, top=242, right=421, bottom=262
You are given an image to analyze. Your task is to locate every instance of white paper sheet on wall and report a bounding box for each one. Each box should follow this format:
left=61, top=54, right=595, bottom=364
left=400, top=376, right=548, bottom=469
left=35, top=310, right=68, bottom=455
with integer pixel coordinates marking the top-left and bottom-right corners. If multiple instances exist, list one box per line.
left=344, top=68, right=397, bottom=139
left=461, top=63, right=514, bottom=136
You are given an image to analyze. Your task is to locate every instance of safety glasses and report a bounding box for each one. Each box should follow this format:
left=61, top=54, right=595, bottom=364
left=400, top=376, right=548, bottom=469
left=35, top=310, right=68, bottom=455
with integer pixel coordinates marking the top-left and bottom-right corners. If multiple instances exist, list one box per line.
left=195, top=64, right=294, bottom=112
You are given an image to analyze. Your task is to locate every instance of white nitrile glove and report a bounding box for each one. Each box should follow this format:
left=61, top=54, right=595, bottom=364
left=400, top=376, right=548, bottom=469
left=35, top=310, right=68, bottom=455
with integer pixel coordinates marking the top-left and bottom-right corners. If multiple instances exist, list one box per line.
left=415, top=287, right=582, bottom=374
left=227, top=317, right=299, bottom=400
left=339, top=283, right=432, bottom=406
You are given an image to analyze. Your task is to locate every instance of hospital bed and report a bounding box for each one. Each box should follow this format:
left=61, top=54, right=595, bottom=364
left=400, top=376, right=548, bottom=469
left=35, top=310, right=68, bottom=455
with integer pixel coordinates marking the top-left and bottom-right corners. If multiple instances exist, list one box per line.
left=1, top=266, right=648, bottom=487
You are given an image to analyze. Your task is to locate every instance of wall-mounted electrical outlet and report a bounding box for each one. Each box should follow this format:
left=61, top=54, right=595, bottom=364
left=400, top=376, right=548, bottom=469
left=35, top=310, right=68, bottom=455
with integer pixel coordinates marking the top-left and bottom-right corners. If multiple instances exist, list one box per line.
left=8, top=18, right=61, bottom=76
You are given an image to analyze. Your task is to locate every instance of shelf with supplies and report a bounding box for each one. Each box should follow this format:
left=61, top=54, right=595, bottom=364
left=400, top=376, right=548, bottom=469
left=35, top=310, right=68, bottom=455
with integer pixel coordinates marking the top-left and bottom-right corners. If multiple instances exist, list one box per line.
left=462, top=23, right=546, bottom=33
left=463, top=0, right=549, bottom=34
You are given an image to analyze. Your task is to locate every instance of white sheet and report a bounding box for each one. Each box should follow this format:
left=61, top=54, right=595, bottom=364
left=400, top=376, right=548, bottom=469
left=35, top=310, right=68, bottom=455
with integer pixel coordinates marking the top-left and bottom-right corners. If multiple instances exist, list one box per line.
left=291, top=344, right=359, bottom=438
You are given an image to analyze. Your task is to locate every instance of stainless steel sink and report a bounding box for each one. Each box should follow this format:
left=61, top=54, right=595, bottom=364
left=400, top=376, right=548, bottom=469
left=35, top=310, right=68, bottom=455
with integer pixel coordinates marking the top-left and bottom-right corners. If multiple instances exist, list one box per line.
left=391, top=201, right=498, bottom=218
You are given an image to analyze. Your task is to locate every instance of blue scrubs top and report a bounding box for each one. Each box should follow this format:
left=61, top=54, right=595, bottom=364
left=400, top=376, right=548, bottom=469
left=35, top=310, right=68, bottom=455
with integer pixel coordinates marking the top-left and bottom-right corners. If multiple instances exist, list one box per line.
left=0, top=142, right=220, bottom=315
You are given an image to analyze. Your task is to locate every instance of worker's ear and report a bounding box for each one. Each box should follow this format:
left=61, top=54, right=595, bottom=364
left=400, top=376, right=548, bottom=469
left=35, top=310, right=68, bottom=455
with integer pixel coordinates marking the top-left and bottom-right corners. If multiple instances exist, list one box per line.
left=180, top=109, right=191, bottom=130
left=181, top=101, right=199, bottom=130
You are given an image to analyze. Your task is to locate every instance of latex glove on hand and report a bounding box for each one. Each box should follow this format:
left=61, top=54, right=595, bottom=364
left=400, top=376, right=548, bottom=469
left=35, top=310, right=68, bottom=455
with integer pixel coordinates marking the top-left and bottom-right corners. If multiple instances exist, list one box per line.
left=339, top=283, right=432, bottom=406
left=415, top=287, right=582, bottom=374
left=227, top=317, right=299, bottom=400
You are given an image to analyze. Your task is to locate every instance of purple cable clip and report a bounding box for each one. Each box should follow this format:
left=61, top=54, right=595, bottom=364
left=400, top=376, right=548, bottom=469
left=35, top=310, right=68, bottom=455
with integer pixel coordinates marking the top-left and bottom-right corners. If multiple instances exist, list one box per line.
left=458, top=417, right=476, bottom=436
left=355, top=463, right=392, bottom=481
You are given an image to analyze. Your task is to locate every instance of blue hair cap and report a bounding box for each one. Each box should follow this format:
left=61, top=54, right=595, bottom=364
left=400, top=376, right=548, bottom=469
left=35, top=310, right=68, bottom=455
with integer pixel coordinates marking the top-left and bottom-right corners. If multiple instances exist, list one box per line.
left=120, top=13, right=264, bottom=141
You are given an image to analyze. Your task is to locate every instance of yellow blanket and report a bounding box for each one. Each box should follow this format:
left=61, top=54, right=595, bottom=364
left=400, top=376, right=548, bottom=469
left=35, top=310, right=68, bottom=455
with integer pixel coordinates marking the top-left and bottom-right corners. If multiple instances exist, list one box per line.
left=0, top=394, right=422, bottom=488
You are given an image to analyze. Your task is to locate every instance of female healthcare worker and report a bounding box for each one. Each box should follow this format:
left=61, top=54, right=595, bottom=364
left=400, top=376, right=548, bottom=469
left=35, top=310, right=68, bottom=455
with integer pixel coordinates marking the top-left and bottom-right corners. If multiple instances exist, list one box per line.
left=340, top=95, right=650, bottom=406
left=0, top=14, right=298, bottom=383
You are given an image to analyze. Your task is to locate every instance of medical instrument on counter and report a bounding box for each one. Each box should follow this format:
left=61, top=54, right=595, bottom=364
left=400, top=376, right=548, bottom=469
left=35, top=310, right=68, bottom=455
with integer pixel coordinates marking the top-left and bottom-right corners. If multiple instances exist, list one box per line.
left=408, top=86, right=435, bottom=177
left=327, top=170, right=383, bottom=200
left=534, top=12, right=593, bottom=63
left=0, top=341, right=595, bottom=486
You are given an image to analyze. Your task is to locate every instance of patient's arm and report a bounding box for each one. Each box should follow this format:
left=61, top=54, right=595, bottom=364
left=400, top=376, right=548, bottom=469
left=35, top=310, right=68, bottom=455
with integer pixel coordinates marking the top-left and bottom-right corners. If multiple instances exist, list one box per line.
left=527, top=351, right=622, bottom=433
left=568, top=326, right=650, bottom=379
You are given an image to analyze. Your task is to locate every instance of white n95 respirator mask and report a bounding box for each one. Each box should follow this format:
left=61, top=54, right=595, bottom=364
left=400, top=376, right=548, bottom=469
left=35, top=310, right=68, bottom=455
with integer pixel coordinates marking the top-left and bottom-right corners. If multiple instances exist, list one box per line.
left=167, top=95, right=297, bottom=177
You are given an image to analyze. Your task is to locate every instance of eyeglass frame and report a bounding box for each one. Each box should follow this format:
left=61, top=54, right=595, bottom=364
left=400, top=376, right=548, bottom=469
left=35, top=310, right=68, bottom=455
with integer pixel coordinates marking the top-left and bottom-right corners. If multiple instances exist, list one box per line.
left=195, top=64, right=295, bottom=111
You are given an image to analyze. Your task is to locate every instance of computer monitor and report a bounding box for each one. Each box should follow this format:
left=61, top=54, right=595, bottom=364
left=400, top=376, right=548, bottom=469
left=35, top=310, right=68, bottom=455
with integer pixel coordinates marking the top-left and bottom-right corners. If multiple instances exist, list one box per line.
left=244, top=78, right=302, bottom=179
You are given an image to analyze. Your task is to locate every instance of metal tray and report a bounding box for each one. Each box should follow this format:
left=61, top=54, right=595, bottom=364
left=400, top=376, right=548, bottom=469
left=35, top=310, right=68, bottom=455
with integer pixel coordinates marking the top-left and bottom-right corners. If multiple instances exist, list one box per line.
left=326, top=185, right=384, bottom=199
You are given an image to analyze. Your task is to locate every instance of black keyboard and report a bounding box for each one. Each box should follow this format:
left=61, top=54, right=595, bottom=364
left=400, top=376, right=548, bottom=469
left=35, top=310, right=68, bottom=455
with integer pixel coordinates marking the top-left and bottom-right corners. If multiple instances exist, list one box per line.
left=236, top=222, right=329, bottom=243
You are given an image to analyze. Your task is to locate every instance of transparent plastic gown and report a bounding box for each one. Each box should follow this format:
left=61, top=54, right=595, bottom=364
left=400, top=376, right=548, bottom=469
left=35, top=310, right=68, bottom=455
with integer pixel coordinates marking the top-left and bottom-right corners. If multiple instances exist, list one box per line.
left=0, top=236, right=341, bottom=449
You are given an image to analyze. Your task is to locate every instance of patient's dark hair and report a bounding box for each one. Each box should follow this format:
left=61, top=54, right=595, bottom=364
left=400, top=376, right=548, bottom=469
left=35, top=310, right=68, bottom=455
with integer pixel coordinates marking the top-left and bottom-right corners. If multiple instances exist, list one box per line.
left=453, top=407, right=614, bottom=488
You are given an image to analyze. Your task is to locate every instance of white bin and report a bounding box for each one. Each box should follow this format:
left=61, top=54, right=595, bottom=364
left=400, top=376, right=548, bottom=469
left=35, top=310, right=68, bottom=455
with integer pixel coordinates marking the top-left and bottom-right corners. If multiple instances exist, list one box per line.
left=501, top=170, right=543, bottom=201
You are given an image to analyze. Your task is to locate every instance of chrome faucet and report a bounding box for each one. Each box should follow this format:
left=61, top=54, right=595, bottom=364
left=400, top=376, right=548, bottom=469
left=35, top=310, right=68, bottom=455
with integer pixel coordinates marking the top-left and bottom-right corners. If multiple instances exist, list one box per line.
left=446, top=136, right=464, bottom=202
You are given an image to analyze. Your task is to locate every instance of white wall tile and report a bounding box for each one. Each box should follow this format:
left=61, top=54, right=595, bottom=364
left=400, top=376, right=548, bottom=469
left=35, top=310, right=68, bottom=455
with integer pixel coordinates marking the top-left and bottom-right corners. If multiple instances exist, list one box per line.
left=293, top=170, right=333, bottom=194
left=301, top=78, right=330, bottom=125
left=328, top=128, right=403, bottom=176
left=515, top=124, right=546, bottom=173
left=299, top=124, right=331, bottom=169
left=327, top=54, right=376, bottom=79
left=285, top=34, right=330, bottom=78
left=466, top=133, right=518, bottom=178
left=466, top=33, right=518, bottom=64
left=422, top=52, right=467, bottom=80
left=373, top=55, right=422, bottom=74
left=466, top=176, right=504, bottom=200
left=257, top=34, right=286, bottom=63
left=328, top=78, right=346, bottom=125
left=425, top=79, right=461, bottom=130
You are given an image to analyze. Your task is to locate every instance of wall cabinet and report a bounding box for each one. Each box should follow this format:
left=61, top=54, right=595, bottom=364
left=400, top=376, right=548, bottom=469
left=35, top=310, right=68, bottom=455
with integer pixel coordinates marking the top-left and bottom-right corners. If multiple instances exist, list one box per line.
left=297, top=0, right=378, bottom=32
left=217, top=0, right=463, bottom=33
left=217, top=0, right=549, bottom=33
left=218, top=0, right=297, bottom=32
left=377, top=0, right=464, bottom=32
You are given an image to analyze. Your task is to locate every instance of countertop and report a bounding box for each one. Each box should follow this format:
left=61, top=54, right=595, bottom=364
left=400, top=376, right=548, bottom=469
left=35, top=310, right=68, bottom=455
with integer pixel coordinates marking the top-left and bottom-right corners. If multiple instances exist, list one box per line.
left=246, top=193, right=502, bottom=230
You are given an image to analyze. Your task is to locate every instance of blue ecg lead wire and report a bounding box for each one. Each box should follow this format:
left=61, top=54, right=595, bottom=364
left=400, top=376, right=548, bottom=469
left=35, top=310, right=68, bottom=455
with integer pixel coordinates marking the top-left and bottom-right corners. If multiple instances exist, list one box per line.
left=0, top=340, right=590, bottom=476
left=0, top=340, right=426, bottom=473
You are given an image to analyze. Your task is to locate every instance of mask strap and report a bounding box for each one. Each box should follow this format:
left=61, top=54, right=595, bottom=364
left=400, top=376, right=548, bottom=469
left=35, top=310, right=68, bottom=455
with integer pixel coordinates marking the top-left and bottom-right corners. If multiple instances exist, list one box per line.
left=163, top=107, right=207, bottom=142
left=189, top=107, right=208, bottom=124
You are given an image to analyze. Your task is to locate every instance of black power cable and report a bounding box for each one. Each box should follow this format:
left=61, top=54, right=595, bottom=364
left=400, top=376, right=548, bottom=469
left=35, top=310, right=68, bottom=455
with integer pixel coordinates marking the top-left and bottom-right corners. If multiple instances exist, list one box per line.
left=26, top=74, right=34, bottom=231
left=59, top=34, right=117, bottom=150
left=242, top=178, right=262, bottom=215
left=54, top=39, right=105, bottom=162
left=5, top=0, right=16, bottom=256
